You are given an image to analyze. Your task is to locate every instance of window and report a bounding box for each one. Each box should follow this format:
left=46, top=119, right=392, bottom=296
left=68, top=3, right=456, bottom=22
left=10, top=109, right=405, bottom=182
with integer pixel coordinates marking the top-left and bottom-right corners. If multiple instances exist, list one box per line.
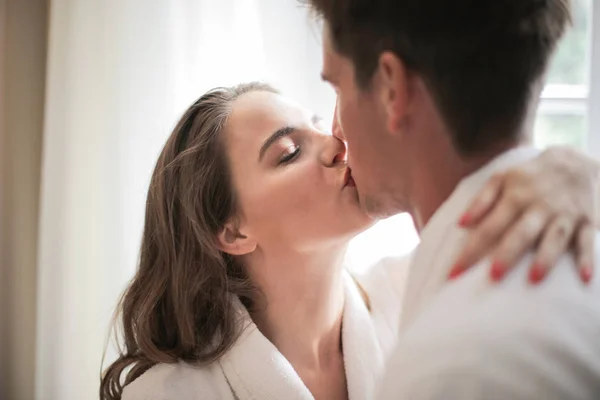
left=534, top=0, right=597, bottom=154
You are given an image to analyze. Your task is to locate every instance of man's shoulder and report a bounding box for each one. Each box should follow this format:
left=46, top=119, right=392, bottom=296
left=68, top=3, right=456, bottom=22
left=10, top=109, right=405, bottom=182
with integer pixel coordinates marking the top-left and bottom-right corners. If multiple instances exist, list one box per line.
left=415, top=228, right=600, bottom=316
left=420, top=243, right=600, bottom=341
left=453, top=231, right=600, bottom=303
left=381, top=236, right=600, bottom=398
left=122, top=361, right=232, bottom=400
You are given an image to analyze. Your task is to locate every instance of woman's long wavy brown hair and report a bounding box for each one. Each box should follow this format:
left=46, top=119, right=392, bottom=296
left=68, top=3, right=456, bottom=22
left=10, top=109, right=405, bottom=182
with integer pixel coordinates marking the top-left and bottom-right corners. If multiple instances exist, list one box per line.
left=100, top=82, right=278, bottom=400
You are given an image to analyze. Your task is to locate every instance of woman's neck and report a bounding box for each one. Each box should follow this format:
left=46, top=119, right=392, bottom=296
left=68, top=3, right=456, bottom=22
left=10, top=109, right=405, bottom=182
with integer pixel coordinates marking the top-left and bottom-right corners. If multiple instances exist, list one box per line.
left=245, top=246, right=347, bottom=370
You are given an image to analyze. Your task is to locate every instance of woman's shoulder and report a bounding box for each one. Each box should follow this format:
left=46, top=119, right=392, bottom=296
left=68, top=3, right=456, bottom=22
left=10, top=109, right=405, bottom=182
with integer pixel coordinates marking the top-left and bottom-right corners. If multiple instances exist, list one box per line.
left=122, top=361, right=235, bottom=400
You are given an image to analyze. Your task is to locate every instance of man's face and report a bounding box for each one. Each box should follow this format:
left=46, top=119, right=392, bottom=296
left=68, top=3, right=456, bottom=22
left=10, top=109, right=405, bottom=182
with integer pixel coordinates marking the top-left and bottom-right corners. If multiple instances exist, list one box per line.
left=321, top=26, right=410, bottom=219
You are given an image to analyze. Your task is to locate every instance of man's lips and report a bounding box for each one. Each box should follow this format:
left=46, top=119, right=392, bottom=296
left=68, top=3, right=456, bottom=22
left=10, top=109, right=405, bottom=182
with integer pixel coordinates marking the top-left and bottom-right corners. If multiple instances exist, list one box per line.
left=343, top=167, right=356, bottom=188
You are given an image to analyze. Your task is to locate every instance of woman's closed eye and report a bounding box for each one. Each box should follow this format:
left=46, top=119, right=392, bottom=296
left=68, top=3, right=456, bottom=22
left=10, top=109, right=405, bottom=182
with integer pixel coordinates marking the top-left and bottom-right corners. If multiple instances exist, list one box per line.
left=279, top=145, right=301, bottom=165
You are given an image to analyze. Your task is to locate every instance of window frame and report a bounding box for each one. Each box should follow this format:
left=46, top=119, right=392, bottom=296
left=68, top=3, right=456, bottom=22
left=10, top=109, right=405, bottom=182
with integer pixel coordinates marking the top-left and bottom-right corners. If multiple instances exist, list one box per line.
left=537, top=0, right=599, bottom=156
left=589, top=0, right=600, bottom=157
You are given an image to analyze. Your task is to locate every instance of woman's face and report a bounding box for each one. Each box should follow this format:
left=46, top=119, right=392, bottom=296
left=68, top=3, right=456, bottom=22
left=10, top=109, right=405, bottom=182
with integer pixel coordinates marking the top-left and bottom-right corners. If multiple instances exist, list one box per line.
left=223, top=91, right=373, bottom=254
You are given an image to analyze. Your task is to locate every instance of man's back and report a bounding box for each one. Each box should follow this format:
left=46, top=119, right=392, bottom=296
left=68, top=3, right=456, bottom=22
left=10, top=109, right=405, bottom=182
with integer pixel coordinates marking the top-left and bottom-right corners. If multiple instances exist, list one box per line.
left=378, top=149, right=600, bottom=399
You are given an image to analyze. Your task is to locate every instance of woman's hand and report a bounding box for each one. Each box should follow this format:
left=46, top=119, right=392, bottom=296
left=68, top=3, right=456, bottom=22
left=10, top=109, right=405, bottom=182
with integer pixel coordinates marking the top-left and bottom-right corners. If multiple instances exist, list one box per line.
left=450, top=146, right=599, bottom=284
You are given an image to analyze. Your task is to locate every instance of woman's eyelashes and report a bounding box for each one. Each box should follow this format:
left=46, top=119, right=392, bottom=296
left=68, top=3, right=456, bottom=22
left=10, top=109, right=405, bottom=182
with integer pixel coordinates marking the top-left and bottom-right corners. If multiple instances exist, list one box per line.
left=278, top=145, right=301, bottom=165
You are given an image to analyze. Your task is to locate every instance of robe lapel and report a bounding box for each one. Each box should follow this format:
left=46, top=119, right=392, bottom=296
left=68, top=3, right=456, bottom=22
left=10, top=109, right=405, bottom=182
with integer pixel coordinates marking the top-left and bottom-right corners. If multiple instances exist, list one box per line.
left=220, top=272, right=384, bottom=400
left=342, top=273, right=385, bottom=400
left=219, top=304, right=314, bottom=400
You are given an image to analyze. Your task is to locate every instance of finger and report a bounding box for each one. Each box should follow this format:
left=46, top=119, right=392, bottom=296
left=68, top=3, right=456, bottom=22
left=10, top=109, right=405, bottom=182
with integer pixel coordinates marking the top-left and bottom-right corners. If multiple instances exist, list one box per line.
left=450, top=193, right=521, bottom=279
left=530, top=215, right=576, bottom=284
left=489, top=206, right=549, bottom=282
left=459, top=173, right=504, bottom=227
left=574, top=222, right=595, bottom=284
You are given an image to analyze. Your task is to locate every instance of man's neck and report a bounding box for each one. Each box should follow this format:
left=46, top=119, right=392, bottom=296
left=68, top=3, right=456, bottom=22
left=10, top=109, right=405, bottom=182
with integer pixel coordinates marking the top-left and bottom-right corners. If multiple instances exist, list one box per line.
left=410, top=140, right=521, bottom=232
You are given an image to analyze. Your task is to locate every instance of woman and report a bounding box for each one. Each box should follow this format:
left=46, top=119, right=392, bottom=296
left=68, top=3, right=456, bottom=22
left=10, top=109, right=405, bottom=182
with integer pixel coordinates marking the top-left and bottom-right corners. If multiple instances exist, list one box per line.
left=101, top=82, right=598, bottom=400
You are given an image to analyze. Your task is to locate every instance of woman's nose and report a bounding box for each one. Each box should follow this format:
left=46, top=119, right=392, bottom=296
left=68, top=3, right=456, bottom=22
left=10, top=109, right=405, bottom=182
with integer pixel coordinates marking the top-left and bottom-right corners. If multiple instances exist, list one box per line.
left=332, top=100, right=346, bottom=141
left=321, top=134, right=347, bottom=167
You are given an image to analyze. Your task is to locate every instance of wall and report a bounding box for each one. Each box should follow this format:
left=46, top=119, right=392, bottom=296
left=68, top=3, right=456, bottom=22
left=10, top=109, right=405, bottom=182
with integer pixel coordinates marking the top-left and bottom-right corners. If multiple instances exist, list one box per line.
left=0, top=0, right=47, bottom=399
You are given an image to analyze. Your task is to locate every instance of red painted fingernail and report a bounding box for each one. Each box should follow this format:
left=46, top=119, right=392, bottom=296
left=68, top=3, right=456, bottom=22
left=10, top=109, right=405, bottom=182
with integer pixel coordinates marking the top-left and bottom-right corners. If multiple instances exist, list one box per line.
left=490, top=261, right=506, bottom=282
left=458, top=213, right=471, bottom=227
left=580, top=266, right=593, bottom=284
left=529, top=263, right=546, bottom=284
left=448, top=264, right=465, bottom=280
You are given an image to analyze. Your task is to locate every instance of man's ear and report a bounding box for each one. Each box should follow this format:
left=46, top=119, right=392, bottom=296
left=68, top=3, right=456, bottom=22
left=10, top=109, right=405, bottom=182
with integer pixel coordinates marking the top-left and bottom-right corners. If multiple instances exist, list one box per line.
left=377, top=51, right=411, bottom=134
left=216, top=220, right=257, bottom=256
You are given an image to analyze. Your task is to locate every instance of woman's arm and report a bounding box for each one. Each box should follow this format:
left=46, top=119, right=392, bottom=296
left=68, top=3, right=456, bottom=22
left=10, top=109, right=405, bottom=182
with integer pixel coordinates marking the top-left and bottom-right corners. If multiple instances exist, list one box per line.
left=452, top=146, right=599, bottom=283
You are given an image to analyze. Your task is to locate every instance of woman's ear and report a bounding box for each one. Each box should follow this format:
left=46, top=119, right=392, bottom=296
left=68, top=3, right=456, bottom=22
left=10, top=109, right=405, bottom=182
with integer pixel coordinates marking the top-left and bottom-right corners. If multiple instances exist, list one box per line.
left=216, top=220, right=257, bottom=256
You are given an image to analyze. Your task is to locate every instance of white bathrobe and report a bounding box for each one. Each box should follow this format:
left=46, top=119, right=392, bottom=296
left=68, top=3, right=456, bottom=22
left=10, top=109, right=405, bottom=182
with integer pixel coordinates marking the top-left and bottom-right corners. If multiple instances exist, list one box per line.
left=122, top=259, right=409, bottom=400
left=378, top=147, right=600, bottom=399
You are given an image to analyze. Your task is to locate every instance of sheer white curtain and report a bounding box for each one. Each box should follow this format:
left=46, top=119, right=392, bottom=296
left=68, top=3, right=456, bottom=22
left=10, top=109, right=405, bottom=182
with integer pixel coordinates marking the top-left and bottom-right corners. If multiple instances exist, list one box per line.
left=36, top=1, right=415, bottom=399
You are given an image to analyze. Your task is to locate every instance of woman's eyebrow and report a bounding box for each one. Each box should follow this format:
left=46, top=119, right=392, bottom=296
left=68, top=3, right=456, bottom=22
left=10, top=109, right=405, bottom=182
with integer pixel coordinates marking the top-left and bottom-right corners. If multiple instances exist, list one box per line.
left=258, top=114, right=321, bottom=161
left=259, top=126, right=297, bottom=161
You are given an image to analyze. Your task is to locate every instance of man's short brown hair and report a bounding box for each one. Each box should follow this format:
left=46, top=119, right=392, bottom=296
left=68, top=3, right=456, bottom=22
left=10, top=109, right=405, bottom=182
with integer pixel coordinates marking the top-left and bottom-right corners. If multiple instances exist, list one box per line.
left=306, top=0, right=571, bottom=155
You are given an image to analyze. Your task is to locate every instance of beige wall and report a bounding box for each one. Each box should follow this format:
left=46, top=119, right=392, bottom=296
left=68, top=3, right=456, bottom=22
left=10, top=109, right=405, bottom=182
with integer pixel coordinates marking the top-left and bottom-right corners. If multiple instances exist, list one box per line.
left=0, top=0, right=47, bottom=399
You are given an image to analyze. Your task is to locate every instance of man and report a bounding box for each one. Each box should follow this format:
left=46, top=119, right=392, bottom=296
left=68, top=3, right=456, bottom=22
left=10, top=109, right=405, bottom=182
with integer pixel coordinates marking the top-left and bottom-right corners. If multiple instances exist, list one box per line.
left=306, top=0, right=600, bottom=398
